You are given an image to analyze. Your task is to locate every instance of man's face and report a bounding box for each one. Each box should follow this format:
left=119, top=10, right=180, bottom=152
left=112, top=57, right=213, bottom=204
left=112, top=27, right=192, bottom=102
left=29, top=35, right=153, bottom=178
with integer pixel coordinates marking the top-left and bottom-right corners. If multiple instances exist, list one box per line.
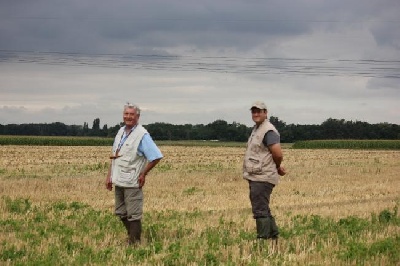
left=251, top=108, right=267, bottom=125
left=123, top=107, right=139, bottom=128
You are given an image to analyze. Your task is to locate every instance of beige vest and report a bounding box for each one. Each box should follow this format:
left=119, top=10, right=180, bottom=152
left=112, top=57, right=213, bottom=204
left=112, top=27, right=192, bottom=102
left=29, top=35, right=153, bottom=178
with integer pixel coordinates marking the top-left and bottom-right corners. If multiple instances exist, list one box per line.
left=111, top=125, right=148, bottom=188
left=243, top=120, right=280, bottom=185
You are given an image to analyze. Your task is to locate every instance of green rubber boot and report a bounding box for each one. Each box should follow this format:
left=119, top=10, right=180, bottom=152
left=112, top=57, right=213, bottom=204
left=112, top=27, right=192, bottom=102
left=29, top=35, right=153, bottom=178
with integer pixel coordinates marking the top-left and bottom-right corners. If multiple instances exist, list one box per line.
left=270, top=216, right=279, bottom=239
left=128, top=220, right=142, bottom=246
left=256, top=218, right=271, bottom=239
left=120, top=217, right=130, bottom=235
left=270, top=216, right=279, bottom=246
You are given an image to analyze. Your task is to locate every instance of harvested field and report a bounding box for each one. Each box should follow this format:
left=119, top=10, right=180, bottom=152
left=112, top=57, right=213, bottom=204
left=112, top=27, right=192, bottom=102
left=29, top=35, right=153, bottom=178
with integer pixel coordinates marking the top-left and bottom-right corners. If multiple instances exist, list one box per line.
left=1, top=145, right=399, bottom=265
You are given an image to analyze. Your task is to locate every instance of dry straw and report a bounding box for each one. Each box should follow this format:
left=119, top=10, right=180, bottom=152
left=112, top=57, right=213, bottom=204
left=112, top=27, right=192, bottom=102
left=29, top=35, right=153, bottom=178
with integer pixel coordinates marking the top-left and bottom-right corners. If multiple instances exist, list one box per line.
left=1, top=145, right=399, bottom=265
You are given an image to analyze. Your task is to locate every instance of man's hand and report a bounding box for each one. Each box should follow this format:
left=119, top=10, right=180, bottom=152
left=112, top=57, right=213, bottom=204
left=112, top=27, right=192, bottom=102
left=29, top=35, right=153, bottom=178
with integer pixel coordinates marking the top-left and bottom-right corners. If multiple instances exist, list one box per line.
left=277, top=166, right=286, bottom=176
left=138, top=159, right=161, bottom=188
left=105, top=176, right=113, bottom=191
left=138, top=173, right=146, bottom=188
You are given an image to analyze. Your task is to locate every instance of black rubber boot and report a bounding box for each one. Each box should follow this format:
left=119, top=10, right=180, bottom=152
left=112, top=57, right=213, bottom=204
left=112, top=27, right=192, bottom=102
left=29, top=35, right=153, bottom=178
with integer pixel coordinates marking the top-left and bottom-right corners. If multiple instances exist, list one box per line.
left=128, top=220, right=142, bottom=245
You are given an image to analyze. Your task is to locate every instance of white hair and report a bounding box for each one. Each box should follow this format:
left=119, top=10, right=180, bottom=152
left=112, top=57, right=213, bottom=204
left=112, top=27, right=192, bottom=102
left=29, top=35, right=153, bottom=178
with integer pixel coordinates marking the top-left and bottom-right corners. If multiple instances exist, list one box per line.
left=124, top=102, right=141, bottom=115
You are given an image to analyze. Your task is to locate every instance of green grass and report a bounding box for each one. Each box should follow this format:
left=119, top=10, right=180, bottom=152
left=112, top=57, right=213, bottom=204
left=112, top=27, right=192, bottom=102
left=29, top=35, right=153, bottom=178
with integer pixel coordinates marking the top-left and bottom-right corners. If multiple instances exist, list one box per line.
left=1, top=196, right=399, bottom=265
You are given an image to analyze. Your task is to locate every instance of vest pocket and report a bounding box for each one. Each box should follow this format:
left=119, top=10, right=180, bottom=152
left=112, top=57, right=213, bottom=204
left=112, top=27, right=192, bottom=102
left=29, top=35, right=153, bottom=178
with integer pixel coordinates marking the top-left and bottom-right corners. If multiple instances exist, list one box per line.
left=117, top=168, right=139, bottom=185
left=245, top=157, right=263, bottom=174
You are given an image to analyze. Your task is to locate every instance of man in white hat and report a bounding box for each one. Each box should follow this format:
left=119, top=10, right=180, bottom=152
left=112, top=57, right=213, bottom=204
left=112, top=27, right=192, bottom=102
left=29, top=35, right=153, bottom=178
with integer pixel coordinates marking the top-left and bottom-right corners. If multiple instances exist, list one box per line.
left=243, top=101, right=286, bottom=244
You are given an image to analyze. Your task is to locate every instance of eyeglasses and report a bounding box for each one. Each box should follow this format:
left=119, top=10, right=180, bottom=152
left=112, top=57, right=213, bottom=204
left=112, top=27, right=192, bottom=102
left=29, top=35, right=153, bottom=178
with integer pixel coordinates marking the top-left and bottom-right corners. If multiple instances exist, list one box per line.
left=251, top=109, right=265, bottom=114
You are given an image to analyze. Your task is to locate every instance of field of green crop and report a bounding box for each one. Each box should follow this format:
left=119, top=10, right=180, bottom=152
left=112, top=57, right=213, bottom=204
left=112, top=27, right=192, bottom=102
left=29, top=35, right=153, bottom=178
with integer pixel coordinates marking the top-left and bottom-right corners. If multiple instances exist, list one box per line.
left=292, top=139, right=400, bottom=150
left=0, top=136, right=247, bottom=147
left=0, top=135, right=113, bottom=146
left=2, top=135, right=400, bottom=150
left=1, top=144, right=399, bottom=265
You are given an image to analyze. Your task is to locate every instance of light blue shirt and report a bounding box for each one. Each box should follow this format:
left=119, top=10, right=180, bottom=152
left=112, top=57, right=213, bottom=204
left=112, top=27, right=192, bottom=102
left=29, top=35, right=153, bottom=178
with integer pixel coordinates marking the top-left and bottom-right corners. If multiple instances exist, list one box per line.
left=137, top=133, right=163, bottom=162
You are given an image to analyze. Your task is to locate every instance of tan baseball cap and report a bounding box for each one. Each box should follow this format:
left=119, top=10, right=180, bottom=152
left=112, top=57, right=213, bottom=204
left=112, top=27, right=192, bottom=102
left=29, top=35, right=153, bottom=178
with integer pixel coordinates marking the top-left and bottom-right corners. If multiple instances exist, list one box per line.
left=250, top=101, right=267, bottom=110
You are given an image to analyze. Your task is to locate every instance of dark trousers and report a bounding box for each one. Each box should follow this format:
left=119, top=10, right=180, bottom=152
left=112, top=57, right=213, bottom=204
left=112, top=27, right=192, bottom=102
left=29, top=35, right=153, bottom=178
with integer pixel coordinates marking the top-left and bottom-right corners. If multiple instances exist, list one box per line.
left=249, top=181, right=275, bottom=219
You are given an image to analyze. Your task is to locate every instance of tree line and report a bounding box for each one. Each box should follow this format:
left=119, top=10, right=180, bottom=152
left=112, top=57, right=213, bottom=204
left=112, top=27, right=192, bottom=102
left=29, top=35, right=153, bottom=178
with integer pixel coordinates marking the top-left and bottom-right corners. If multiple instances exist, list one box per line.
left=0, top=117, right=399, bottom=142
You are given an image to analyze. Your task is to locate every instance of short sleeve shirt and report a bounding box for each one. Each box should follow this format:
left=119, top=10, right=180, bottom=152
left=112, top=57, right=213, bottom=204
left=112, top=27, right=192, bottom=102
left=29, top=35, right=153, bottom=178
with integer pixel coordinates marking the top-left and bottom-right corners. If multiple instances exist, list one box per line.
left=137, top=133, right=163, bottom=162
left=262, top=130, right=280, bottom=147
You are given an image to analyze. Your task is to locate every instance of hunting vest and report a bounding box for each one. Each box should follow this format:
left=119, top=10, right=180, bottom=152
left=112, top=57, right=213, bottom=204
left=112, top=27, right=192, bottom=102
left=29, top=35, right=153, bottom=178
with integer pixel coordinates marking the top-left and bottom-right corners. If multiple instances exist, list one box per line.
left=243, top=120, right=280, bottom=185
left=111, top=125, right=148, bottom=188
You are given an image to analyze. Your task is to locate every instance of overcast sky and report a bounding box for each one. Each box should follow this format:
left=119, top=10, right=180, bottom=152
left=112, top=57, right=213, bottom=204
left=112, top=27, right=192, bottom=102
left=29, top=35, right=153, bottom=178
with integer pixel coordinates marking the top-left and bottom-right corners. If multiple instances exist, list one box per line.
left=1, top=0, right=399, bottom=128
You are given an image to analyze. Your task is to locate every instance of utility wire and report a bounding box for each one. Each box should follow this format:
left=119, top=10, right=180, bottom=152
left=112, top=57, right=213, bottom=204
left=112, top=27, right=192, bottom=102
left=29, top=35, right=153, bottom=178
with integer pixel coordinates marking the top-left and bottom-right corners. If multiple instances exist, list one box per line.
left=0, top=50, right=399, bottom=78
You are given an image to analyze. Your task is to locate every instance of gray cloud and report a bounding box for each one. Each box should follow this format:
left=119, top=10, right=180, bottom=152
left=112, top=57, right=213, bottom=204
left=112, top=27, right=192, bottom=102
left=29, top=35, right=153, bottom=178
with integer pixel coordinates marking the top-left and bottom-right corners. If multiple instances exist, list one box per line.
left=0, top=0, right=399, bottom=127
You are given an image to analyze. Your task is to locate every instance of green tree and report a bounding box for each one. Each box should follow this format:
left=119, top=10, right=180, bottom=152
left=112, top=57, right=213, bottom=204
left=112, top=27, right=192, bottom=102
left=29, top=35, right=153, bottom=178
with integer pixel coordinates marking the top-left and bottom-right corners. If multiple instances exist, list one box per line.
left=83, top=122, right=89, bottom=136
left=92, top=118, right=100, bottom=131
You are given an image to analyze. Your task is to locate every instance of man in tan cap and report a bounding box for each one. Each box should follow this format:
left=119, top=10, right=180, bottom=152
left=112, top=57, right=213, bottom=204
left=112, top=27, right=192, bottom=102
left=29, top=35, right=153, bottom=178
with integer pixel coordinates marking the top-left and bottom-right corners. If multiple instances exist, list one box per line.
left=243, top=101, right=286, bottom=245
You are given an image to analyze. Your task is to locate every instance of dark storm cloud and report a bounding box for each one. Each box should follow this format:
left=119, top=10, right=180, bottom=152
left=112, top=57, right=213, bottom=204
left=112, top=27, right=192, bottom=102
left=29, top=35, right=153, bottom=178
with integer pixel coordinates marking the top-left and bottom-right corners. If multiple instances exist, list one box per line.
left=1, top=0, right=399, bottom=55
left=1, top=0, right=399, bottom=57
left=0, top=1, right=325, bottom=53
left=0, top=0, right=399, bottom=126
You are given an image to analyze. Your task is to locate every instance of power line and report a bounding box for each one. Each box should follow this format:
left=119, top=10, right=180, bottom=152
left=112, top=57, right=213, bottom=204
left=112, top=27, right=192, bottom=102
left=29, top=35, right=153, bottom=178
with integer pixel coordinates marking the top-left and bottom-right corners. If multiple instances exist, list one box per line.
left=1, top=50, right=399, bottom=79
left=1, top=15, right=399, bottom=24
